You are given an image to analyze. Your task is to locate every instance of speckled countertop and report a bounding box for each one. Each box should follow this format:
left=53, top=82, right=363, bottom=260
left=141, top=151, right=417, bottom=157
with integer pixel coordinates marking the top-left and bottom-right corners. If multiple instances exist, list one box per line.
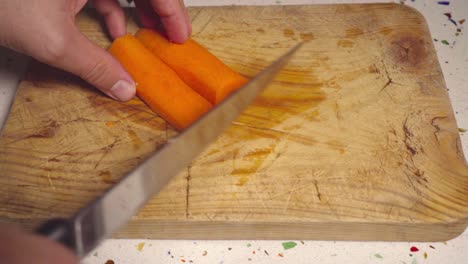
left=1, top=0, right=467, bottom=263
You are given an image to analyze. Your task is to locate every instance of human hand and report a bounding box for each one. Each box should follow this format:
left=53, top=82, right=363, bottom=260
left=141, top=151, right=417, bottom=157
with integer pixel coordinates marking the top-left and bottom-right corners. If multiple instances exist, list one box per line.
left=0, top=222, right=79, bottom=264
left=0, top=0, right=191, bottom=101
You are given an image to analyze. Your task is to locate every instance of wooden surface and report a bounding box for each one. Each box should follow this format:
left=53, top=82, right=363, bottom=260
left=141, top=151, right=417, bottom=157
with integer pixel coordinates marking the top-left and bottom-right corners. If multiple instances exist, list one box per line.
left=0, top=4, right=467, bottom=241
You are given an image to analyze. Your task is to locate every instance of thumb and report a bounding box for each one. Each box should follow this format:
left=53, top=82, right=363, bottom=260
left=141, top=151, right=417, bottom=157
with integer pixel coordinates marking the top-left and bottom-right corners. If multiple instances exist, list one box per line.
left=50, top=28, right=135, bottom=101
left=0, top=222, right=79, bottom=264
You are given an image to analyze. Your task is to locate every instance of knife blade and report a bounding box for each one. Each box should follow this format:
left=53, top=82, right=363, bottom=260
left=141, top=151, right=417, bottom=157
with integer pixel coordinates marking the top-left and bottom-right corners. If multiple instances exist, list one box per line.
left=36, top=43, right=303, bottom=258
left=0, top=47, right=29, bottom=135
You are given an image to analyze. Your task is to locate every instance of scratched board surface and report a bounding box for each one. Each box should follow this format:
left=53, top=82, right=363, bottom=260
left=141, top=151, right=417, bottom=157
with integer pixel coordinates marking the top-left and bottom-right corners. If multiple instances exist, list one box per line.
left=0, top=4, right=467, bottom=241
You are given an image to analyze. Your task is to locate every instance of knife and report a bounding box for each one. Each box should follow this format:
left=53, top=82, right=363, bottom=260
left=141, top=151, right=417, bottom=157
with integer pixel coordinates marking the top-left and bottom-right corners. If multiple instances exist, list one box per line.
left=36, top=43, right=303, bottom=258
left=0, top=47, right=29, bottom=134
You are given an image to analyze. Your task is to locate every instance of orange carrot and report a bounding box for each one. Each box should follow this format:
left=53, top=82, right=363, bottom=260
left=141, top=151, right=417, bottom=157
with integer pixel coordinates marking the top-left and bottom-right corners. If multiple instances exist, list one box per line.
left=135, top=29, right=248, bottom=105
left=109, top=35, right=212, bottom=130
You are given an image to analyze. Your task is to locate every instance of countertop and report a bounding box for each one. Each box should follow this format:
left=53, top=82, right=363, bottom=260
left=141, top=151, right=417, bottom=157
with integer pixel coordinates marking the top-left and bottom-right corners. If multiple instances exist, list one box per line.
left=0, top=0, right=467, bottom=263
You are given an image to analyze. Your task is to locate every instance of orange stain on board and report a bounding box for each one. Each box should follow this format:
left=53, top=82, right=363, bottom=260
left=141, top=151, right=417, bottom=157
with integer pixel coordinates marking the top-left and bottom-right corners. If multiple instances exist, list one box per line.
left=231, top=147, right=274, bottom=176
left=337, top=40, right=354, bottom=48
left=379, top=27, right=394, bottom=35
left=327, top=140, right=346, bottom=154
left=235, top=58, right=326, bottom=130
left=368, top=65, right=380, bottom=74
left=105, top=121, right=114, bottom=128
left=242, top=86, right=326, bottom=129
left=305, top=109, right=321, bottom=122
left=235, top=175, right=250, bottom=186
left=231, top=168, right=255, bottom=175
left=300, top=33, right=314, bottom=41
left=99, top=171, right=115, bottom=184
left=244, top=148, right=273, bottom=157
left=345, top=27, right=364, bottom=37
left=128, top=129, right=142, bottom=149
left=283, top=28, right=295, bottom=38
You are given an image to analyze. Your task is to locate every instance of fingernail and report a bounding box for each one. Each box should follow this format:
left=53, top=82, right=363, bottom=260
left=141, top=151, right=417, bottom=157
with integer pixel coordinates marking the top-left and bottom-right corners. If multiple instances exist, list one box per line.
left=108, top=80, right=136, bottom=101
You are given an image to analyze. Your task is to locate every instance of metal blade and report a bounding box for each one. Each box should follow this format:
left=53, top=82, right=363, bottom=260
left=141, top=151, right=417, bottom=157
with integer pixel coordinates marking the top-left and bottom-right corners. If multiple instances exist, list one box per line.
left=0, top=48, right=29, bottom=135
left=70, top=43, right=303, bottom=257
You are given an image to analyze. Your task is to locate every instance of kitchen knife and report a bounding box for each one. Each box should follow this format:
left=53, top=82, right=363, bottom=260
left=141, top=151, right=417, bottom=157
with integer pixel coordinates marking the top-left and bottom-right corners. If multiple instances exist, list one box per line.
left=36, top=43, right=303, bottom=258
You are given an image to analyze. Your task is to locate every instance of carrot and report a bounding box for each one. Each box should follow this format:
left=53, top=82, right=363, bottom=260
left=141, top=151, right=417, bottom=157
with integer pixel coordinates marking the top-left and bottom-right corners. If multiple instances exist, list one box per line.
left=135, top=29, right=248, bottom=105
left=108, top=35, right=212, bottom=130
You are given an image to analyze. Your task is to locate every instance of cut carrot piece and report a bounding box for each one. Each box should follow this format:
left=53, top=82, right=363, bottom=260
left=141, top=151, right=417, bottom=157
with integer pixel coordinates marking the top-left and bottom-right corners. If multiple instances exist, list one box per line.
left=109, top=35, right=212, bottom=130
left=135, top=29, right=248, bottom=105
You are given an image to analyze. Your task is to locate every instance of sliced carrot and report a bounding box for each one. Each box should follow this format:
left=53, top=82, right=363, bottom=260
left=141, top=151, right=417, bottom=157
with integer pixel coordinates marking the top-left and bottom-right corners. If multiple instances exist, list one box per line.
left=135, top=29, right=248, bottom=105
left=108, top=34, right=212, bottom=130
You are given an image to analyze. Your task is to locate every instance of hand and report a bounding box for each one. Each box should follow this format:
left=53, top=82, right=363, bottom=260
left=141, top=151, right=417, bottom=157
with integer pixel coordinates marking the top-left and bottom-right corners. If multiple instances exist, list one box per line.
left=0, top=0, right=191, bottom=101
left=0, top=222, right=79, bottom=264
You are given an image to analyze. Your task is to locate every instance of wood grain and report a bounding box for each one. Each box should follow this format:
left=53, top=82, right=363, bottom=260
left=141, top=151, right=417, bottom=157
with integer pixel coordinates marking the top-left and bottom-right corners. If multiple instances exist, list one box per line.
left=1, top=4, right=467, bottom=241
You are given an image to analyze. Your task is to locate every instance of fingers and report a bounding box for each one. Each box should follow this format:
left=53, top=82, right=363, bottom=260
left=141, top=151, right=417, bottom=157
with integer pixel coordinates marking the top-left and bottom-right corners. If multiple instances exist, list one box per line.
left=49, top=28, right=135, bottom=101
left=134, top=0, right=191, bottom=43
left=179, top=0, right=192, bottom=36
left=150, top=0, right=190, bottom=42
left=0, top=223, right=79, bottom=264
left=93, top=0, right=126, bottom=39
left=134, top=0, right=160, bottom=29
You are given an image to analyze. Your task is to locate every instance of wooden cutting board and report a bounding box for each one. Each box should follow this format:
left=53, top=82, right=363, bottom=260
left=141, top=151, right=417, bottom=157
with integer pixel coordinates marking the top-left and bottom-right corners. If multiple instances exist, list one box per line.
left=0, top=4, right=467, bottom=241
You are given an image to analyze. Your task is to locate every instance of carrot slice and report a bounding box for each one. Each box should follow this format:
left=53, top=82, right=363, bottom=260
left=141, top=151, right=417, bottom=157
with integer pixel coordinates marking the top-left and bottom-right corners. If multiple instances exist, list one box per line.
left=135, top=29, right=248, bottom=105
left=109, top=35, right=212, bottom=130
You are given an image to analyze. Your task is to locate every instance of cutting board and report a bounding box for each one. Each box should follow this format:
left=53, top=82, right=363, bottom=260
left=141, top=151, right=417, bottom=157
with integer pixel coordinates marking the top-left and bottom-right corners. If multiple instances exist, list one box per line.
left=0, top=4, right=467, bottom=242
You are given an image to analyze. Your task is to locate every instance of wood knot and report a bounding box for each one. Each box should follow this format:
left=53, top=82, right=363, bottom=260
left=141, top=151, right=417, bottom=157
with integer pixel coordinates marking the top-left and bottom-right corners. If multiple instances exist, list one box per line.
left=283, top=28, right=295, bottom=39
left=345, top=27, right=364, bottom=38
left=388, top=34, right=427, bottom=67
left=31, top=120, right=59, bottom=138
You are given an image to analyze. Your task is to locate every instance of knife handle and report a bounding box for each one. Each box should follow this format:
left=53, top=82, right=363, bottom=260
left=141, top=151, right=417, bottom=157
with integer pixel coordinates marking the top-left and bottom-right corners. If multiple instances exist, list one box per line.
left=35, top=218, right=76, bottom=252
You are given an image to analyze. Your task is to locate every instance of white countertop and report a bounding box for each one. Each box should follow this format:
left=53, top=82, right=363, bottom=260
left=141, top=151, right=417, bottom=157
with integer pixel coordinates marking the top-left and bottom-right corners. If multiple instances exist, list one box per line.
left=1, top=0, right=467, bottom=263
